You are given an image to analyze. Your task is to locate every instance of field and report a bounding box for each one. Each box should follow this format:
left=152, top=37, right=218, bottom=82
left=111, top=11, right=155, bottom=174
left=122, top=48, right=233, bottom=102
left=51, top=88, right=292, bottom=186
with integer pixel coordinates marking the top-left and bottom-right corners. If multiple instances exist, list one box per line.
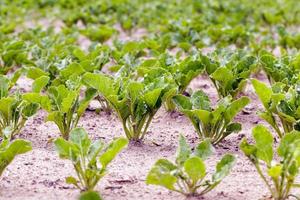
left=1, top=1, right=300, bottom=200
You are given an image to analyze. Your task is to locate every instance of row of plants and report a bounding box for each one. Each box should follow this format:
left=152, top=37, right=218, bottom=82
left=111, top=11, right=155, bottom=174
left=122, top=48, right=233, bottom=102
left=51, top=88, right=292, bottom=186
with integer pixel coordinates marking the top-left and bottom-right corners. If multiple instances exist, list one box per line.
left=2, top=0, right=300, bottom=50
left=1, top=0, right=300, bottom=200
left=1, top=45, right=300, bottom=199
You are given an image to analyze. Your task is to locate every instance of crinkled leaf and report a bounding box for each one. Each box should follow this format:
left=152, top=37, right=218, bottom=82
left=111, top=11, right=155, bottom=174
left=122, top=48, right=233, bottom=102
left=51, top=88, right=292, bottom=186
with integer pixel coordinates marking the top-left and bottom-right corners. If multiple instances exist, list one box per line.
left=195, top=139, right=214, bottom=160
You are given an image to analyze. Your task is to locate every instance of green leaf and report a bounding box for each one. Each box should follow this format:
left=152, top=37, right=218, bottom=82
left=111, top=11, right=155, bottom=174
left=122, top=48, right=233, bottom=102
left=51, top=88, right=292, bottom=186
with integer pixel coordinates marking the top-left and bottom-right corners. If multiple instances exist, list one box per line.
left=193, top=110, right=211, bottom=124
left=146, top=159, right=177, bottom=190
left=240, top=138, right=257, bottom=157
left=252, top=125, right=273, bottom=165
left=127, top=82, right=144, bottom=103
left=0, top=76, right=9, bottom=98
left=60, top=63, right=85, bottom=78
left=99, top=138, right=128, bottom=168
left=22, top=103, right=39, bottom=117
left=184, top=157, right=206, bottom=183
left=69, top=128, right=91, bottom=154
left=54, top=137, right=76, bottom=160
left=224, top=96, right=250, bottom=123
left=27, top=67, right=48, bottom=80
left=144, top=88, right=162, bottom=108
left=172, top=95, right=192, bottom=110
left=268, top=164, right=282, bottom=178
left=66, top=176, right=78, bottom=185
left=278, top=131, right=300, bottom=157
left=175, top=135, right=191, bottom=165
left=0, top=97, right=15, bottom=119
left=82, top=72, right=117, bottom=97
left=32, top=75, right=49, bottom=93
left=212, top=154, right=236, bottom=182
left=211, top=67, right=234, bottom=85
left=0, top=139, right=32, bottom=176
left=194, top=139, right=214, bottom=160
left=225, top=123, right=242, bottom=135
left=79, top=191, right=102, bottom=200
left=252, top=79, right=272, bottom=109
left=61, top=91, right=78, bottom=113
left=191, top=90, right=211, bottom=110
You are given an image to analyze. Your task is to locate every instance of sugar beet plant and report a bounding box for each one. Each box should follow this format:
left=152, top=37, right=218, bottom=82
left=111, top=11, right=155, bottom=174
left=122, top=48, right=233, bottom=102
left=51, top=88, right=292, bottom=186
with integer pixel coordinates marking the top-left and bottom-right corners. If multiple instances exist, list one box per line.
left=54, top=128, right=128, bottom=193
left=82, top=71, right=176, bottom=141
left=259, top=51, right=299, bottom=86
left=0, top=75, right=39, bottom=139
left=252, top=79, right=300, bottom=137
left=137, top=53, right=204, bottom=111
left=173, top=90, right=249, bottom=144
left=45, top=84, right=97, bottom=140
left=146, top=135, right=236, bottom=195
left=241, top=125, right=300, bottom=200
left=201, top=50, right=257, bottom=98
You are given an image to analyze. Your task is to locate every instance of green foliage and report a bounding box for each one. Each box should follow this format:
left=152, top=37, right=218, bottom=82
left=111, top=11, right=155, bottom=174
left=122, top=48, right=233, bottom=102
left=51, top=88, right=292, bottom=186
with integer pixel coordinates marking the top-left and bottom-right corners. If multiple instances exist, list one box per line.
left=82, top=71, right=176, bottom=141
left=0, top=139, right=32, bottom=177
left=54, top=128, right=128, bottom=192
left=146, top=135, right=235, bottom=195
left=241, top=125, right=300, bottom=200
left=0, top=40, right=30, bottom=74
left=173, top=90, right=249, bottom=144
left=79, top=191, right=102, bottom=200
left=259, top=51, right=300, bottom=86
left=201, top=50, right=257, bottom=98
left=81, top=25, right=115, bottom=43
left=252, top=79, right=300, bottom=137
left=0, top=75, right=39, bottom=139
left=137, top=53, right=204, bottom=111
left=45, top=84, right=96, bottom=140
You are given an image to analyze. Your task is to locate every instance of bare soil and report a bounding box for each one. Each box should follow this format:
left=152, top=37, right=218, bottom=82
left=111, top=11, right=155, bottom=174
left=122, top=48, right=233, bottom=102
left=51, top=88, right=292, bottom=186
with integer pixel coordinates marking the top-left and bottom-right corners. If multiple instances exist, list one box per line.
left=0, top=72, right=276, bottom=200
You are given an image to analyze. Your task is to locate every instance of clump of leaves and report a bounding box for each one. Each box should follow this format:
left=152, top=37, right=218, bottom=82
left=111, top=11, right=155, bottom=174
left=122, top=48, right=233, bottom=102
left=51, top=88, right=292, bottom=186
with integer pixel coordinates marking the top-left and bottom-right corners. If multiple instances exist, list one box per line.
left=0, top=139, right=32, bottom=177
left=137, top=53, right=204, bottom=111
left=81, top=25, right=115, bottom=43
left=146, top=135, right=235, bottom=195
left=0, top=75, right=39, bottom=139
left=252, top=79, right=300, bottom=137
left=82, top=71, right=176, bottom=141
left=0, top=40, right=30, bottom=75
left=54, top=128, right=128, bottom=192
left=45, top=84, right=96, bottom=140
left=241, top=125, right=300, bottom=200
left=259, top=51, right=300, bottom=86
left=201, top=50, right=257, bottom=98
left=173, top=90, right=249, bottom=144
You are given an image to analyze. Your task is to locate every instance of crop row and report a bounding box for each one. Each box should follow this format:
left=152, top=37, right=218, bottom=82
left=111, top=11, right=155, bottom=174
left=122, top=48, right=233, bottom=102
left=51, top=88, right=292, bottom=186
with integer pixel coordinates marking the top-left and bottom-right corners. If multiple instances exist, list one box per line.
left=1, top=0, right=300, bottom=200
left=1, top=46, right=300, bottom=199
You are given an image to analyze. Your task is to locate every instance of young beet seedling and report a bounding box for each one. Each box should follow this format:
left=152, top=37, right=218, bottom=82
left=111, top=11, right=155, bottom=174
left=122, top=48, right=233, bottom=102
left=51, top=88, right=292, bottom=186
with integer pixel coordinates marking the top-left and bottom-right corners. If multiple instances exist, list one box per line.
left=54, top=128, right=128, bottom=193
left=259, top=50, right=297, bottom=86
left=146, top=135, right=236, bottom=195
left=252, top=79, right=300, bottom=137
left=137, top=53, right=205, bottom=111
left=0, top=75, right=39, bottom=139
left=241, top=125, right=300, bottom=200
left=82, top=72, right=176, bottom=141
left=173, top=90, right=249, bottom=144
left=0, top=139, right=32, bottom=177
left=45, top=84, right=96, bottom=140
left=201, top=50, right=256, bottom=99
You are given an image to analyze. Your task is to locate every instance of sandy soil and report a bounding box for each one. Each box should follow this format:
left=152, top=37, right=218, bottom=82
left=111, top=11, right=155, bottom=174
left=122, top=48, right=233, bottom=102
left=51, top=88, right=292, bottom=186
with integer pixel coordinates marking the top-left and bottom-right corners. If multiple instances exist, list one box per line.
left=0, top=72, right=276, bottom=200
